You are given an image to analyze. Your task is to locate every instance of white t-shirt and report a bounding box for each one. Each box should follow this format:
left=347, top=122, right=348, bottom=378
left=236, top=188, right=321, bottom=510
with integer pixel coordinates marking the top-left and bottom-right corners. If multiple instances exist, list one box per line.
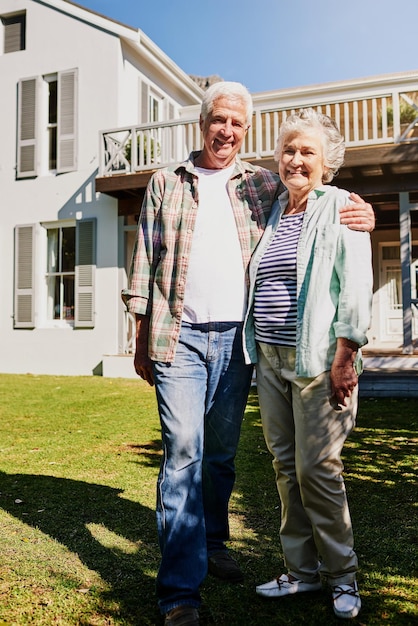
left=182, top=165, right=246, bottom=323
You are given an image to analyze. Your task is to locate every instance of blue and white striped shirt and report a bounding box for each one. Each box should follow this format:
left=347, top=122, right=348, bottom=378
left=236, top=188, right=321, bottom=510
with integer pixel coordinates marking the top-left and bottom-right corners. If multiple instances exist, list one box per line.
left=254, top=213, right=304, bottom=347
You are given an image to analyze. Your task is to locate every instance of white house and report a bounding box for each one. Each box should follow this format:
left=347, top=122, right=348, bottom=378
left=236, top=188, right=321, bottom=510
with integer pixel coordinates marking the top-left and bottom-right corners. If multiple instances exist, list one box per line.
left=96, top=71, right=418, bottom=385
left=0, top=0, right=203, bottom=376
left=1, top=0, right=418, bottom=386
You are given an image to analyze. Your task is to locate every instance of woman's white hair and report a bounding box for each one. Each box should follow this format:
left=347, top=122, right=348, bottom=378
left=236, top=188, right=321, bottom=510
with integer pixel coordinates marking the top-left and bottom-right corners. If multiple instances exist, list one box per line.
left=200, top=81, right=253, bottom=126
left=274, top=108, right=345, bottom=183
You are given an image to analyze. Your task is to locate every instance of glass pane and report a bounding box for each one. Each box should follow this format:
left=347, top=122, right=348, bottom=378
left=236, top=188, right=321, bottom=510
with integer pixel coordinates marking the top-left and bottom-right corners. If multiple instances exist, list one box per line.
left=48, top=81, right=57, bottom=124
left=382, top=245, right=400, bottom=261
left=411, top=259, right=418, bottom=300
left=47, top=275, right=60, bottom=319
left=49, top=126, right=57, bottom=170
left=150, top=95, right=159, bottom=122
left=62, top=227, right=75, bottom=271
left=47, top=228, right=59, bottom=272
left=63, top=275, right=75, bottom=320
left=386, top=267, right=402, bottom=310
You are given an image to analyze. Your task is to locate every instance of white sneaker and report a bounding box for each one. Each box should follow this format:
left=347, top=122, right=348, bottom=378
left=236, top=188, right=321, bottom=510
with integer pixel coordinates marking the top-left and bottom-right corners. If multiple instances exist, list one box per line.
left=256, top=573, right=322, bottom=598
left=332, top=581, right=361, bottom=619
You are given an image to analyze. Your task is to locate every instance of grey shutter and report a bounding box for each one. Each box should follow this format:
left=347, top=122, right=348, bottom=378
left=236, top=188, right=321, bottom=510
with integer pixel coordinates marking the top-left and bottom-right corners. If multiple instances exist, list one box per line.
left=57, top=69, right=77, bottom=173
left=74, top=219, right=96, bottom=328
left=141, top=81, right=149, bottom=123
left=17, top=77, right=38, bottom=178
left=3, top=14, right=25, bottom=52
left=14, top=224, right=36, bottom=328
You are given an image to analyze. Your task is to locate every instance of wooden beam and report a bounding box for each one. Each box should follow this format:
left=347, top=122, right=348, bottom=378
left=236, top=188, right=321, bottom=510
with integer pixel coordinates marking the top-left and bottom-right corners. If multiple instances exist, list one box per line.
left=95, top=170, right=156, bottom=197
left=95, top=142, right=418, bottom=200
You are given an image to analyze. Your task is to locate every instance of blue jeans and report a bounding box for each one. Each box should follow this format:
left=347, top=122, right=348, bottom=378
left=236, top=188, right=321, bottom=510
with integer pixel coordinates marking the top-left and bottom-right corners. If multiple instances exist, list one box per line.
left=153, top=321, right=253, bottom=613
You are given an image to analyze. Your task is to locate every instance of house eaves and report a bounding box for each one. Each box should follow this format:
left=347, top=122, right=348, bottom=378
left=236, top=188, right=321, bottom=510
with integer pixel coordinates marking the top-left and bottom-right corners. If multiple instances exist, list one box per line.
left=36, top=0, right=204, bottom=103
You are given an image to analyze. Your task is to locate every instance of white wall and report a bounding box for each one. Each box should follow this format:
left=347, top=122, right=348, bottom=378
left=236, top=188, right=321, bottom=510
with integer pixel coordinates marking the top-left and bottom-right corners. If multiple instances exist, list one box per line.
left=0, top=0, right=200, bottom=375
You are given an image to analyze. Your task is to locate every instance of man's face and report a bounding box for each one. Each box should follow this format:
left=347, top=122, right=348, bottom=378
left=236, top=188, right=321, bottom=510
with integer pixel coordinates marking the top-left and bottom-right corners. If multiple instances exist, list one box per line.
left=198, top=96, right=249, bottom=169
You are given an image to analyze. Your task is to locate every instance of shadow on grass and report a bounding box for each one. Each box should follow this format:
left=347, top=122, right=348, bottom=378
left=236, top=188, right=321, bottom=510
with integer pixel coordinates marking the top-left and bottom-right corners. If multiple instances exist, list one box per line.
left=0, top=471, right=161, bottom=624
left=122, top=439, right=162, bottom=467
left=0, top=394, right=417, bottom=625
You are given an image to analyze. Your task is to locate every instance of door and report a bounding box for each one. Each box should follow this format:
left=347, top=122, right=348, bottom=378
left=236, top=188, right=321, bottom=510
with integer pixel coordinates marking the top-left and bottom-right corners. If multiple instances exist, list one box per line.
left=380, top=243, right=418, bottom=341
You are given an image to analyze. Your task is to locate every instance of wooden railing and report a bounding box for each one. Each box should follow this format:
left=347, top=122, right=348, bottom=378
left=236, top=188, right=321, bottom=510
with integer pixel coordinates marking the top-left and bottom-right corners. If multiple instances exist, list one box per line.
left=99, top=76, right=418, bottom=176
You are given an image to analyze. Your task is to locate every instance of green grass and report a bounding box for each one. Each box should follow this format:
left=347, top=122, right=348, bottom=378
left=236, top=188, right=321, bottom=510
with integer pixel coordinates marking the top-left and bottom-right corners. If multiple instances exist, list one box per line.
left=0, top=374, right=416, bottom=625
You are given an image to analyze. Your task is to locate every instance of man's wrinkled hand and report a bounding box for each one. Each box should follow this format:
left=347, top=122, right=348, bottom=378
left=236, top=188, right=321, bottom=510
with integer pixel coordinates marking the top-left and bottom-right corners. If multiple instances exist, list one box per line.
left=134, top=315, right=154, bottom=386
left=134, top=347, right=154, bottom=386
left=340, top=192, right=375, bottom=232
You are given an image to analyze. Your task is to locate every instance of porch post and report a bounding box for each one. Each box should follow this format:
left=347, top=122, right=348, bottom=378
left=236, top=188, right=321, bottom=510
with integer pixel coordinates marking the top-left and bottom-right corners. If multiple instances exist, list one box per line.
left=399, top=192, right=413, bottom=353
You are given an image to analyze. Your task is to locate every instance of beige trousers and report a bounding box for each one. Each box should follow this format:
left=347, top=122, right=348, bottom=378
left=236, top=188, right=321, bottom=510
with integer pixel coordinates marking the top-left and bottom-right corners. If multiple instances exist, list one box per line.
left=256, top=343, right=358, bottom=586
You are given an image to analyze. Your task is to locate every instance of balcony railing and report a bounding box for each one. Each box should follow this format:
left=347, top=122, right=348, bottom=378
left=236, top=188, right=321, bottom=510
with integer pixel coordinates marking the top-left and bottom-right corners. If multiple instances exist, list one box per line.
left=99, top=75, right=418, bottom=177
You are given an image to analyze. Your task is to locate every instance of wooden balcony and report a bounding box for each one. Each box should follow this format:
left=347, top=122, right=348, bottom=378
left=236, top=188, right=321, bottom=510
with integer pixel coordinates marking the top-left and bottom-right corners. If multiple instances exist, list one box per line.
left=96, top=71, right=418, bottom=214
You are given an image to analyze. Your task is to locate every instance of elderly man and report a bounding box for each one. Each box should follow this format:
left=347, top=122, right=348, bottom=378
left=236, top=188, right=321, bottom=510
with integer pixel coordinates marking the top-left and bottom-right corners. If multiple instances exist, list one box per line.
left=122, top=81, right=374, bottom=626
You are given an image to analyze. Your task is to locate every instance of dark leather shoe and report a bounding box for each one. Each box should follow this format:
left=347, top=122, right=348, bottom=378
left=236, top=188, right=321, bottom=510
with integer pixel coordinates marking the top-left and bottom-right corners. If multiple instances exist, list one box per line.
left=164, top=605, right=199, bottom=626
left=208, top=551, right=244, bottom=582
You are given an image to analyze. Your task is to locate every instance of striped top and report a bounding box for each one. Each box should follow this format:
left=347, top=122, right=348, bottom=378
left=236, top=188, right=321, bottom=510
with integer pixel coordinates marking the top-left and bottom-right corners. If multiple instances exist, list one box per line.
left=254, top=212, right=304, bottom=347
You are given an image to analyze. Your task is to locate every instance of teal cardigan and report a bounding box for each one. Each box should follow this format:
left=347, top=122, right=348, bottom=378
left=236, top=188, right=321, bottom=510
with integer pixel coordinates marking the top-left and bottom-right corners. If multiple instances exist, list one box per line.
left=243, top=186, right=373, bottom=378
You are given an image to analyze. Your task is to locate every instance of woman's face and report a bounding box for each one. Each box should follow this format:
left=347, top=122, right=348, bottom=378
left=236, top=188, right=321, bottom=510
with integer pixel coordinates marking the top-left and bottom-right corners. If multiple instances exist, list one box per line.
left=278, top=129, right=328, bottom=195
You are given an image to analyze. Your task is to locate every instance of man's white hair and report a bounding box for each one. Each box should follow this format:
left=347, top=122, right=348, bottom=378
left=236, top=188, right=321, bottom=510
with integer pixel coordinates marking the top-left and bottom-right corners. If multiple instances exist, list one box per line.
left=200, top=81, right=253, bottom=126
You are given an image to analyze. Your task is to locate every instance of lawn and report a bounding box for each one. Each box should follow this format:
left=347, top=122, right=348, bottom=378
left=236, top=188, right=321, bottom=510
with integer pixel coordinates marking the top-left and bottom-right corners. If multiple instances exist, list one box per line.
left=0, top=374, right=416, bottom=625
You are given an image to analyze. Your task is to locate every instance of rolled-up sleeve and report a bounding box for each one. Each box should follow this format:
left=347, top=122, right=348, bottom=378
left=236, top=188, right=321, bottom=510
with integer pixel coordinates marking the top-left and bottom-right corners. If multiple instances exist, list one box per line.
left=333, top=227, right=373, bottom=347
left=121, top=173, right=163, bottom=316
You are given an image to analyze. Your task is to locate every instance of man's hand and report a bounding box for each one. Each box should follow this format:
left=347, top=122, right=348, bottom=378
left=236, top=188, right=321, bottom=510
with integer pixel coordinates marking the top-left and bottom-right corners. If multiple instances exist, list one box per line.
left=134, top=314, right=154, bottom=386
left=330, top=338, right=359, bottom=409
left=340, top=192, right=375, bottom=232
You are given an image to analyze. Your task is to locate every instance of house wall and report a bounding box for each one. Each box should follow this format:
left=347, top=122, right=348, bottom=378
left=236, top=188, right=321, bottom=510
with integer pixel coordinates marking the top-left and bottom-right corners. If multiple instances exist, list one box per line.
left=0, top=0, right=201, bottom=376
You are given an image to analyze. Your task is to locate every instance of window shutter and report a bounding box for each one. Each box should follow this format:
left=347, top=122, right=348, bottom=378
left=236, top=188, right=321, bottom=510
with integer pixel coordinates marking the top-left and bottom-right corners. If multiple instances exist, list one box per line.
left=17, top=77, right=38, bottom=178
left=57, top=69, right=77, bottom=173
left=14, top=224, right=36, bottom=328
left=75, top=219, right=96, bottom=328
left=3, top=14, right=25, bottom=53
left=141, top=81, right=149, bottom=123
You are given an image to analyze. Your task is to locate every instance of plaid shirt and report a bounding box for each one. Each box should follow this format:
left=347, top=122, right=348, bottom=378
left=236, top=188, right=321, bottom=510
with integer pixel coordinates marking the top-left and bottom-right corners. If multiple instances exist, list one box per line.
left=122, top=152, right=281, bottom=362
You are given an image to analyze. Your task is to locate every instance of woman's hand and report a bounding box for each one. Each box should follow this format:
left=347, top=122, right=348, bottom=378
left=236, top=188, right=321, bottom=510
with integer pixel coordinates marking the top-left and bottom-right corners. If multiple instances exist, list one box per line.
left=330, top=338, right=359, bottom=408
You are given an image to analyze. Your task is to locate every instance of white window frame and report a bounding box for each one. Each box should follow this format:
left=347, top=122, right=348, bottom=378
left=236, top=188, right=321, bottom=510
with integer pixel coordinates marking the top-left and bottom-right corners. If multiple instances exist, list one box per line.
left=14, top=219, right=96, bottom=330
left=42, top=74, right=58, bottom=175
left=42, top=220, right=76, bottom=328
left=17, top=69, right=78, bottom=178
left=379, top=241, right=418, bottom=340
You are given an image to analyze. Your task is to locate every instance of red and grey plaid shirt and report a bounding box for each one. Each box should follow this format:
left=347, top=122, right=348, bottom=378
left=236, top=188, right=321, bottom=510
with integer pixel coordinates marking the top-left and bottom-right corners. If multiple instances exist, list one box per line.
left=122, top=152, right=281, bottom=362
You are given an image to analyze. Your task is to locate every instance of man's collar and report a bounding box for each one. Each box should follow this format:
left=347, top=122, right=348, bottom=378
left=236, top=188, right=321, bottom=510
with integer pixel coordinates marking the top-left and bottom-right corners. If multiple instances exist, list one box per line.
left=183, top=151, right=256, bottom=177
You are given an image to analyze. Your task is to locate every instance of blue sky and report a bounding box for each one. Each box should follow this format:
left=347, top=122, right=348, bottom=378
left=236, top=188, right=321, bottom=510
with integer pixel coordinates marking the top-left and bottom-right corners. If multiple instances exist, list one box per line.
left=76, top=0, right=418, bottom=93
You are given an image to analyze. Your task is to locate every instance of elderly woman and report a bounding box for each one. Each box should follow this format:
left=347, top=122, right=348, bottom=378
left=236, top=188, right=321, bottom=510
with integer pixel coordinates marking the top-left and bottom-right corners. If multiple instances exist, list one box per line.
left=243, top=108, right=373, bottom=619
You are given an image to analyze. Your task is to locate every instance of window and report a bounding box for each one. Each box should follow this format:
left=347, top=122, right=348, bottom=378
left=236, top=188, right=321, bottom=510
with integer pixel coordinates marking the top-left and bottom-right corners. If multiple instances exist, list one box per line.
left=150, top=93, right=160, bottom=123
left=17, top=69, right=78, bottom=178
left=140, top=81, right=165, bottom=123
left=46, top=226, right=75, bottom=321
left=46, top=77, right=58, bottom=171
left=411, top=245, right=418, bottom=300
left=2, top=12, right=26, bottom=53
left=381, top=243, right=418, bottom=305
left=14, top=220, right=96, bottom=329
